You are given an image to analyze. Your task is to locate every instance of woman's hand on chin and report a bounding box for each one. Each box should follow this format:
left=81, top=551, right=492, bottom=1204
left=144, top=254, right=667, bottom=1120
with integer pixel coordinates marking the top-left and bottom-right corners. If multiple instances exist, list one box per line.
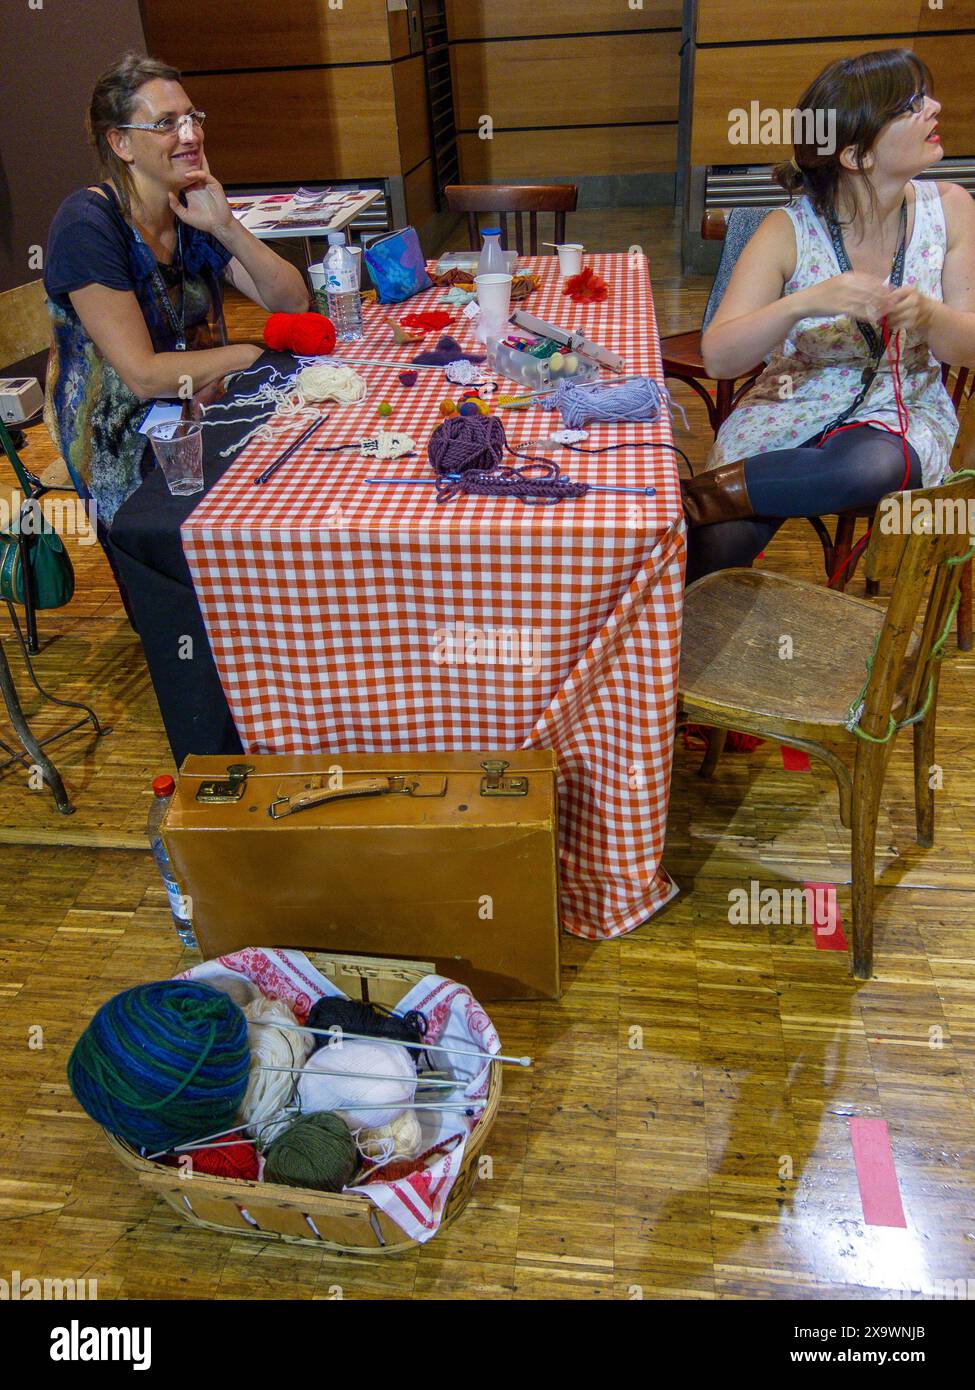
left=169, top=152, right=233, bottom=237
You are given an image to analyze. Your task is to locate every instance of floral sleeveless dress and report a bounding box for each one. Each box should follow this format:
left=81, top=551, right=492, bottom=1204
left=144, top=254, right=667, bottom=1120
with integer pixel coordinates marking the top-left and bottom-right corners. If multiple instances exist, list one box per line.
left=706, top=179, right=958, bottom=488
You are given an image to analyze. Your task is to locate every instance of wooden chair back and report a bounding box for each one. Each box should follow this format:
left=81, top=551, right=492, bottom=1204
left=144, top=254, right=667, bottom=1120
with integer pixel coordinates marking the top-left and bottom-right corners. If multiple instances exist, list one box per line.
left=0, top=280, right=50, bottom=372
left=857, top=465, right=975, bottom=741
left=445, top=184, right=578, bottom=255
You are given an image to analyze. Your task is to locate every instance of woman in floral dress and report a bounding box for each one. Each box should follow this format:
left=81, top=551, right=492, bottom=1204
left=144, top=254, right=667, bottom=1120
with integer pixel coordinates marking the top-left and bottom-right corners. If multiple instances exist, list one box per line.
left=684, top=49, right=975, bottom=583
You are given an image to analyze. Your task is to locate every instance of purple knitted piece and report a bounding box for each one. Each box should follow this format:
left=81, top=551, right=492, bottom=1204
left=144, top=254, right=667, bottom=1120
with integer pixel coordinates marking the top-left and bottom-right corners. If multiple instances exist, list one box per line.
left=411, top=335, right=485, bottom=367
left=435, top=465, right=589, bottom=506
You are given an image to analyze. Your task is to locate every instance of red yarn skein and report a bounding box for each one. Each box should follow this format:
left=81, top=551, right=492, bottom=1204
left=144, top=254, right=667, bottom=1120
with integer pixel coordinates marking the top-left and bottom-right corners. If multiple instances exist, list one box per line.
left=263, top=312, right=337, bottom=356
left=163, top=1140, right=260, bottom=1180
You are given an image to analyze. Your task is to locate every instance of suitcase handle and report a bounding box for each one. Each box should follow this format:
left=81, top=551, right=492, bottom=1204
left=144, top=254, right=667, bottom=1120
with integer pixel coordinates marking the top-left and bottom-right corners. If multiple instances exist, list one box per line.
left=268, top=777, right=393, bottom=820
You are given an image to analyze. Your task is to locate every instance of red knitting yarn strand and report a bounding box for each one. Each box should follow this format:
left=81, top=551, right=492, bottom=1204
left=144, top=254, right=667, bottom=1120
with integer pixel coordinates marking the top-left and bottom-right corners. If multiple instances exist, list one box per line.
left=824, top=321, right=912, bottom=587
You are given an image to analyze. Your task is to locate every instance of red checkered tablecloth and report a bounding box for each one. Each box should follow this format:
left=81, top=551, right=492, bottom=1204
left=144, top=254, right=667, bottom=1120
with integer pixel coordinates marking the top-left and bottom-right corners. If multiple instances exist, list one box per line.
left=182, top=253, right=685, bottom=939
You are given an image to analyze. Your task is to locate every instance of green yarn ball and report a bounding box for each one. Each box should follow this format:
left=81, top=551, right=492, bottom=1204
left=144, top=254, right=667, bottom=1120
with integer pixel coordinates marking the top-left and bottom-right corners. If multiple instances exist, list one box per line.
left=264, top=1111, right=358, bottom=1192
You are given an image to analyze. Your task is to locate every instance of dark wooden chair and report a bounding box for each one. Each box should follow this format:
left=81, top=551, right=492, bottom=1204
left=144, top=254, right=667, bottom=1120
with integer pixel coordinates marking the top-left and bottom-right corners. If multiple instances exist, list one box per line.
left=444, top=184, right=578, bottom=255
left=660, top=208, right=768, bottom=438
left=678, top=465, right=975, bottom=979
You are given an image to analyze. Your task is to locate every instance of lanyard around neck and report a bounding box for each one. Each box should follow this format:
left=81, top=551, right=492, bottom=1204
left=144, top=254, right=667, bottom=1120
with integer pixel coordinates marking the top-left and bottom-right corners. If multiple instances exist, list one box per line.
left=107, top=183, right=187, bottom=351
left=823, top=198, right=908, bottom=364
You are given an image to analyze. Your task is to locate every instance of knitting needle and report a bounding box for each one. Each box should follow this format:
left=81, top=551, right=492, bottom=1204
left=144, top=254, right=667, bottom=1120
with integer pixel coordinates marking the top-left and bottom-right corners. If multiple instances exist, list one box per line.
left=363, top=476, right=656, bottom=496
left=258, top=1064, right=460, bottom=1088
left=253, top=416, right=328, bottom=485
left=248, top=1017, right=531, bottom=1066
left=146, top=1120, right=254, bottom=1160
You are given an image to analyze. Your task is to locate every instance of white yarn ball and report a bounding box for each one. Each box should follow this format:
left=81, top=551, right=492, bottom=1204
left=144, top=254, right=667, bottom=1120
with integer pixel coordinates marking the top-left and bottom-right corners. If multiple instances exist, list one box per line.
left=241, top=996, right=313, bottom=1141
left=298, top=1039, right=416, bottom=1129
left=358, top=1108, right=423, bottom=1164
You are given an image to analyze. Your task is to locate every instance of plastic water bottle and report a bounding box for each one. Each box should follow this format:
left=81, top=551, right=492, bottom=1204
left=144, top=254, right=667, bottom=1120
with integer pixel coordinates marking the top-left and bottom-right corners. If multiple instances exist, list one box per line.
left=477, top=227, right=506, bottom=277
left=147, top=774, right=197, bottom=949
left=324, top=231, right=363, bottom=341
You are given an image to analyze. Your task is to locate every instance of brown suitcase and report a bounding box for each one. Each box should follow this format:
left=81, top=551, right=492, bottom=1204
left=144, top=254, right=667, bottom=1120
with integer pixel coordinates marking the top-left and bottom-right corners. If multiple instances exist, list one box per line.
left=161, top=751, right=562, bottom=1000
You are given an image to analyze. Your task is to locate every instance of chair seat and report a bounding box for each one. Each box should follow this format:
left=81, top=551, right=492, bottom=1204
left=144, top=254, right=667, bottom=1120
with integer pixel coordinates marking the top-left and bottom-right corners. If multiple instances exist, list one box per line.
left=679, top=568, right=919, bottom=730
left=660, top=330, right=706, bottom=376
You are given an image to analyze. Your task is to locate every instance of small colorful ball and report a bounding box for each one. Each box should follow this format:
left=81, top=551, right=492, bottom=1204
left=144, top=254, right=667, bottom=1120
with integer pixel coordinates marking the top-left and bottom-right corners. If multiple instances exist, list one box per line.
left=549, top=354, right=565, bottom=373
left=378, top=401, right=393, bottom=417
left=562, top=353, right=579, bottom=374
left=440, top=398, right=458, bottom=416
left=461, top=389, right=480, bottom=400
left=474, top=398, right=491, bottom=415
left=459, top=400, right=481, bottom=417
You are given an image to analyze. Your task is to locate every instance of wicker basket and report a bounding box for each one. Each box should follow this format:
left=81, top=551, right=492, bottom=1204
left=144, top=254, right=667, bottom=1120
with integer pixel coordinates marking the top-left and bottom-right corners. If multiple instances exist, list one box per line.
left=105, top=951, right=502, bottom=1253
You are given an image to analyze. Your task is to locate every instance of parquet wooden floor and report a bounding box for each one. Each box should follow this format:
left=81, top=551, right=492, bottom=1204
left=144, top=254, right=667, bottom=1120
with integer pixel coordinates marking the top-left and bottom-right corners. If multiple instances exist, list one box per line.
left=1, top=207, right=973, bottom=1300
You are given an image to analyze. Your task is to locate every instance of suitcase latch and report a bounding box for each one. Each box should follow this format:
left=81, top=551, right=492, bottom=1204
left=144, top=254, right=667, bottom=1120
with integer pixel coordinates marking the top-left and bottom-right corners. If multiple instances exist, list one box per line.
left=195, top=763, right=254, bottom=803
left=480, top=759, right=528, bottom=797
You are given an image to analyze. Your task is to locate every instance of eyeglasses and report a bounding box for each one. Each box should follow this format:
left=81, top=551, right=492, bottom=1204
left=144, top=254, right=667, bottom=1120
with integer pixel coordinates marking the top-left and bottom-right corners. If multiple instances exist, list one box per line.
left=896, top=90, right=928, bottom=117
left=116, top=112, right=207, bottom=137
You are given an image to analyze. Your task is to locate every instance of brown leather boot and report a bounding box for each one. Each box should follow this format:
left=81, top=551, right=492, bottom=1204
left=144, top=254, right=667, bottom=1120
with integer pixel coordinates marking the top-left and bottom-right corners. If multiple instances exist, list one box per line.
left=681, top=460, right=754, bottom=528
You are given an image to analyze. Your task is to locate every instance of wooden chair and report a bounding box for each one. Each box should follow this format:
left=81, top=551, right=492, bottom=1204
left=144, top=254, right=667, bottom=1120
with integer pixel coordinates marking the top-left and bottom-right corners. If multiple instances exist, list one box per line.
left=0, top=279, right=106, bottom=813
left=678, top=465, right=975, bottom=979
left=815, top=366, right=974, bottom=651
left=660, top=207, right=769, bottom=439
left=444, top=184, right=578, bottom=255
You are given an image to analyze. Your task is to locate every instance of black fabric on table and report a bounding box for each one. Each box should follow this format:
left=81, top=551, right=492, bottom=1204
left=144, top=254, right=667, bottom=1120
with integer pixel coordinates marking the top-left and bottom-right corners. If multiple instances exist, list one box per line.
left=109, top=351, right=297, bottom=766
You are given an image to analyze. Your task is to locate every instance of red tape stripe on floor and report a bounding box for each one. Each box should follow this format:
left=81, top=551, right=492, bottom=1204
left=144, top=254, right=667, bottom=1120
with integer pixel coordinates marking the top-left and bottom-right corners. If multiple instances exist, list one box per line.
left=803, top=881, right=848, bottom=951
left=781, top=746, right=811, bottom=771
left=848, top=1118, right=907, bottom=1228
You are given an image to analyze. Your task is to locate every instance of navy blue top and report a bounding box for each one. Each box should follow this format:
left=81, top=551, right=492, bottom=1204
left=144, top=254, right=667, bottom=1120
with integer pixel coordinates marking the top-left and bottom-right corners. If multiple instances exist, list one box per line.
left=43, top=184, right=233, bottom=523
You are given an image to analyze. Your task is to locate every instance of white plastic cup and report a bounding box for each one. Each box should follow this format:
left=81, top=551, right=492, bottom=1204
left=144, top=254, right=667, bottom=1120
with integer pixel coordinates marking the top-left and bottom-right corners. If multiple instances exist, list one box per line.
left=556, top=244, right=584, bottom=276
left=146, top=420, right=204, bottom=496
left=475, top=272, right=513, bottom=333
left=307, top=261, right=327, bottom=313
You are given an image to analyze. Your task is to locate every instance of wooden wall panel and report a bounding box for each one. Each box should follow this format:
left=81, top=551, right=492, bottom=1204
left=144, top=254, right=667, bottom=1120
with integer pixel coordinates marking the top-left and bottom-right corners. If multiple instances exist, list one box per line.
left=691, top=35, right=975, bottom=165
left=142, top=0, right=392, bottom=70
left=697, top=0, right=975, bottom=44
left=404, top=159, right=437, bottom=228
left=459, top=126, right=678, bottom=180
left=393, top=56, right=430, bottom=174
left=451, top=33, right=680, bottom=130
left=188, top=68, right=399, bottom=184
left=446, top=0, right=681, bottom=40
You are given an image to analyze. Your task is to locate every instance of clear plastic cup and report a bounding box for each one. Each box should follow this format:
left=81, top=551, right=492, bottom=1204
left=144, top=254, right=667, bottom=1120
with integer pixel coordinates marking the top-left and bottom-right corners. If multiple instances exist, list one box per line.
left=146, top=419, right=204, bottom=496
left=556, top=244, right=584, bottom=276
left=475, top=272, right=513, bottom=336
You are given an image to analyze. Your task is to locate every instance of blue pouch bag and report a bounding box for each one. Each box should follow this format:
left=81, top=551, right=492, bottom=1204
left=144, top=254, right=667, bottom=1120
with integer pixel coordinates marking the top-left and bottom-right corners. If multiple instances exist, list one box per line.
left=363, top=226, right=432, bottom=303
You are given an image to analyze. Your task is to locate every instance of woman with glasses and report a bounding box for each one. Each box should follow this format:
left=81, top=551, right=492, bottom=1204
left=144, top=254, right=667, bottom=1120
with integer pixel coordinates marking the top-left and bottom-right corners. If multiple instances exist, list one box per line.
left=43, top=51, right=309, bottom=530
left=684, top=49, right=975, bottom=582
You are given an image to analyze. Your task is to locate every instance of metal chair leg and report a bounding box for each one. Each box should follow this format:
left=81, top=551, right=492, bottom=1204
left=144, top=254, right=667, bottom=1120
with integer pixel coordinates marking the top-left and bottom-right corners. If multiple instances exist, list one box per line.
left=0, top=640, right=73, bottom=813
left=5, top=604, right=107, bottom=736
left=17, top=530, right=40, bottom=655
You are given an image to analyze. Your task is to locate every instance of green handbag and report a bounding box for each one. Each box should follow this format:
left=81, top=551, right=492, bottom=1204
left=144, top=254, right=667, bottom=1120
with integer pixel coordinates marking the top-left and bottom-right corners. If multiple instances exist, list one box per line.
left=0, top=418, right=75, bottom=609
left=0, top=504, right=75, bottom=609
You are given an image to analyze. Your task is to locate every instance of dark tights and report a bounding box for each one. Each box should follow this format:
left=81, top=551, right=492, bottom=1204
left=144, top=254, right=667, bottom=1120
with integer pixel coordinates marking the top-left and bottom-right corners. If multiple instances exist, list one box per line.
left=685, top=425, right=922, bottom=585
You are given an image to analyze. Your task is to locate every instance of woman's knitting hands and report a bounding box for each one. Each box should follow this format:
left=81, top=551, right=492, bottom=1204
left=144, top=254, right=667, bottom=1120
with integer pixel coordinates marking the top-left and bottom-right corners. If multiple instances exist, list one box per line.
left=169, top=152, right=234, bottom=236
left=884, top=285, right=936, bottom=339
left=797, top=272, right=896, bottom=324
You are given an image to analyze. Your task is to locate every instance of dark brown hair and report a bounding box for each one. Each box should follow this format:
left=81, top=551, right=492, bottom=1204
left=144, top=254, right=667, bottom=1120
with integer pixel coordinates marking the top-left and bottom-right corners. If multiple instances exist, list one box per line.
left=87, top=51, right=183, bottom=216
left=772, top=49, right=934, bottom=226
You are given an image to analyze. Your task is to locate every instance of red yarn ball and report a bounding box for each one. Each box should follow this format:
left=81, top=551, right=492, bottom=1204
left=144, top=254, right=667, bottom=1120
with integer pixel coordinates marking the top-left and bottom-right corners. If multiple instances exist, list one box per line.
left=163, top=1140, right=260, bottom=1181
left=263, top=312, right=336, bottom=356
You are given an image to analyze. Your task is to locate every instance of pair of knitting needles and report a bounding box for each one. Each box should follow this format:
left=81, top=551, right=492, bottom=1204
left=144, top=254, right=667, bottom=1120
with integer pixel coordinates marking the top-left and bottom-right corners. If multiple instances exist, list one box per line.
left=248, top=1017, right=531, bottom=1067
left=364, top=473, right=657, bottom=497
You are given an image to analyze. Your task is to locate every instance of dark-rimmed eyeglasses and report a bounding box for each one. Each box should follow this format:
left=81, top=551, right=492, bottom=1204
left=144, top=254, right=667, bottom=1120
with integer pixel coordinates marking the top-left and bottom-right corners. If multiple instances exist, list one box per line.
left=115, top=112, right=206, bottom=137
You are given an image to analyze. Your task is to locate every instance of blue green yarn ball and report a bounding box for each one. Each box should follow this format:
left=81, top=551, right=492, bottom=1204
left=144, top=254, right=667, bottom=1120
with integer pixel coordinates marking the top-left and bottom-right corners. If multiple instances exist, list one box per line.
left=67, top=980, right=250, bottom=1151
